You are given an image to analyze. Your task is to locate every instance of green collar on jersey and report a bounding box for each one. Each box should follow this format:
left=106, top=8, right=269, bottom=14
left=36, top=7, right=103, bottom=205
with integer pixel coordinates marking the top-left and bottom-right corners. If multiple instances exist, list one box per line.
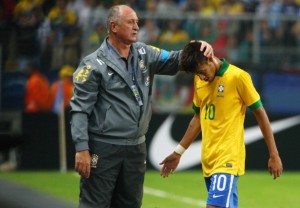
left=216, top=58, right=229, bottom=76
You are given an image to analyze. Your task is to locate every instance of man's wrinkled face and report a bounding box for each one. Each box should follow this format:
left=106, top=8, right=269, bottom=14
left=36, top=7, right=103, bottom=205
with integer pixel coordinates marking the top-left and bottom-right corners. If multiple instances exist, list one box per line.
left=114, top=7, right=139, bottom=44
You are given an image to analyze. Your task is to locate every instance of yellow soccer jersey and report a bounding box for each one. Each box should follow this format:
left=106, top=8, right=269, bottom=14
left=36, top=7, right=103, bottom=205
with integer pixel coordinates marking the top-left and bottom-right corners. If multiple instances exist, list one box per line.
left=192, top=59, right=262, bottom=177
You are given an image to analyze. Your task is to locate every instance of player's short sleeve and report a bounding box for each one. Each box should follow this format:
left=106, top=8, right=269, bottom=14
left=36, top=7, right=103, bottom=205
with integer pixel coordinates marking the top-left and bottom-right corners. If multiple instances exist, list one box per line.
left=192, top=76, right=201, bottom=114
left=237, top=71, right=261, bottom=109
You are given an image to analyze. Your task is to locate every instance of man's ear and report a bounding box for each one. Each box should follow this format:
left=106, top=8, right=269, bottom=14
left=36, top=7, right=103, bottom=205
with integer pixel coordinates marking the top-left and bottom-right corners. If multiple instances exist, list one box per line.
left=110, top=21, right=118, bottom=33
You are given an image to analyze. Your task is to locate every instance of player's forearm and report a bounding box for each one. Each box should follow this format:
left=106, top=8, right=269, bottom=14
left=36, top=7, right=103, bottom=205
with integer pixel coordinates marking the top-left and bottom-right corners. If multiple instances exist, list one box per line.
left=261, top=127, right=280, bottom=158
left=179, top=114, right=201, bottom=149
left=253, top=107, right=279, bottom=157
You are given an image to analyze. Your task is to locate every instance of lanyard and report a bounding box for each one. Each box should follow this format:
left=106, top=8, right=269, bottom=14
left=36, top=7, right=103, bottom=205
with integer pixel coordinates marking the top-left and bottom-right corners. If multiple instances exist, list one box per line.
left=130, top=58, right=143, bottom=106
left=107, top=40, right=143, bottom=106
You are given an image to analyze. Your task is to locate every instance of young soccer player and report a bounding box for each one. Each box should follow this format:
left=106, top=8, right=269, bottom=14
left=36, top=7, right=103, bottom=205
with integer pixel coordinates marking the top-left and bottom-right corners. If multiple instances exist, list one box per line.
left=160, top=42, right=283, bottom=208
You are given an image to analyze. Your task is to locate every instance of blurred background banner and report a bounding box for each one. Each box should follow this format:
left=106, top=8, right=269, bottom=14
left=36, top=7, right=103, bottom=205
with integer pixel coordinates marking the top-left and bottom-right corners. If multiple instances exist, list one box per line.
left=1, top=0, right=300, bottom=172
left=0, top=112, right=298, bottom=171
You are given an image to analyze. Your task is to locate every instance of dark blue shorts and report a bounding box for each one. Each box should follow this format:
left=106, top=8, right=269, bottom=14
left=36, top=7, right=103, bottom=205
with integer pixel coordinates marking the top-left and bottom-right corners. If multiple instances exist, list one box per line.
left=205, top=173, right=239, bottom=208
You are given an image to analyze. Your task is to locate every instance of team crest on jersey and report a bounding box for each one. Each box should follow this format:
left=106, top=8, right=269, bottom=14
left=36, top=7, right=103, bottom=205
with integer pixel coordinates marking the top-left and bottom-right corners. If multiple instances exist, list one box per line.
left=91, top=154, right=99, bottom=168
left=218, top=84, right=224, bottom=93
left=217, top=84, right=225, bottom=98
left=75, top=65, right=91, bottom=83
left=139, top=60, right=147, bottom=73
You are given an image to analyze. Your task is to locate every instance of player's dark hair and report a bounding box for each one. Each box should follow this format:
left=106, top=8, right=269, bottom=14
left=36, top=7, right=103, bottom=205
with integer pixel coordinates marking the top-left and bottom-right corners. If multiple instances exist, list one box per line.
left=180, top=42, right=208, bottom=74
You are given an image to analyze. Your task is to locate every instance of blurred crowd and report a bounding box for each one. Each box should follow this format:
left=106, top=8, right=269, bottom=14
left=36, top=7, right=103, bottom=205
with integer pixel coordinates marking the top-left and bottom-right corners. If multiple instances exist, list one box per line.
left=1, top=0, right=300, bottom=113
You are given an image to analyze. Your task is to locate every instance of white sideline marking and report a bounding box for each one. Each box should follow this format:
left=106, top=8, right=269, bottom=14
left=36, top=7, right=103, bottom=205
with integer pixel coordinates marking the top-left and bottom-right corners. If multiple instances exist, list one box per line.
left=144, top=186, right=206, bottom=207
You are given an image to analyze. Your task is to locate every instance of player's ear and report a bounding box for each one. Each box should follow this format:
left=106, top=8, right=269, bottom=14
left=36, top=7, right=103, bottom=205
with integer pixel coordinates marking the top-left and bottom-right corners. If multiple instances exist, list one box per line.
left=207, top=57, right=214, bottom=62
left=210, top=57, right=218, bottom=66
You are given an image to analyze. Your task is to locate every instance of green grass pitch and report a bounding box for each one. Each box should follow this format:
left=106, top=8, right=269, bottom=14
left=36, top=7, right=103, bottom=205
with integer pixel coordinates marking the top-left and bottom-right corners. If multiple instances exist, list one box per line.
left=0, top=170, right=299, bottom=208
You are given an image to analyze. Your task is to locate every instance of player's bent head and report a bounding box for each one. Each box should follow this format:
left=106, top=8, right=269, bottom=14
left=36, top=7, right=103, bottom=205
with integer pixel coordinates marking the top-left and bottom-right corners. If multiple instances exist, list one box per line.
left=180, top=42, right=208, bottom=74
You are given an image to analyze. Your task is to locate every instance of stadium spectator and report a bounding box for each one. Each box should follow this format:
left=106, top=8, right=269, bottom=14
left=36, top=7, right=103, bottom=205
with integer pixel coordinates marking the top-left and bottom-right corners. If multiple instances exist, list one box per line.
left=257, top=20, right=278, bottom=62
left=47, top=0, right=80, bottom=70
left=160, top=41, right=283, bottom=208
left=24, top=62, right=51, bottom=112
left=254, top=0, right=282, bottom=63
left=242, top=0, right=260, bottom=13
left=281, top=0, right=299, bottom=15
left=66, top=0, right=84, bottom=16
left=79, top=0, right=109, bottom=57
left=125, top=0, right=147, bottom=11
left=280, top=0, right=299, bottom=64
left=137, top=18, right=160, bottom=44
left=145, top=0, right=157, bottom=12
left=287, top=20, right=300, bottom=66
left=226, top=34, right=240, bottom=63
left=198, top=0, right=216, bottom=16
left=156, top=0, right=180, bottom=15
left=156, top=18, right=190, bottom=112
left=183, top=17, right=202, bottom=41
left=32, top=2, right=52, bottom=71
left=291, top=20, right=300, bottom=46
left=92, top=0, right=107, bottom=27
left=238, top=28, right=254, bottom=63
left=217, top=0, right=244, bottom=14
left=74, top=0, right=94, bottom=32
left=252, top=0, right=285, bottom=65
left=159, top=19, right=189, bottom=49
left=255, top=0, right=283, bottom=30
left=49, top=65, right=74, bottom=113
left=179, top=0, right=200, bottom=12
left=12, top=0, right=41, bottom=72
left=82, top=21, right=107, bottom=56
left=189, top=17, right=235, bottom=63
left=69, top=4, right=213, bottom=208
left=180, top=0, right=201, bottom=40
left=217, top=0, right=242, bottom=34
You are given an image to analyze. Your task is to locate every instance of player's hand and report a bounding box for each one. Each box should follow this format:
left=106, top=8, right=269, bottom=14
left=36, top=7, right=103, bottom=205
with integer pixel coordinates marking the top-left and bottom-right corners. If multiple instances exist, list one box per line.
left=268, top=155, right=283, bottom=179
left=159, top=152, right=181, bottom=178
left=191, top=40, right=214, bottom=58
left=75, top=150, right=91, bottom=178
